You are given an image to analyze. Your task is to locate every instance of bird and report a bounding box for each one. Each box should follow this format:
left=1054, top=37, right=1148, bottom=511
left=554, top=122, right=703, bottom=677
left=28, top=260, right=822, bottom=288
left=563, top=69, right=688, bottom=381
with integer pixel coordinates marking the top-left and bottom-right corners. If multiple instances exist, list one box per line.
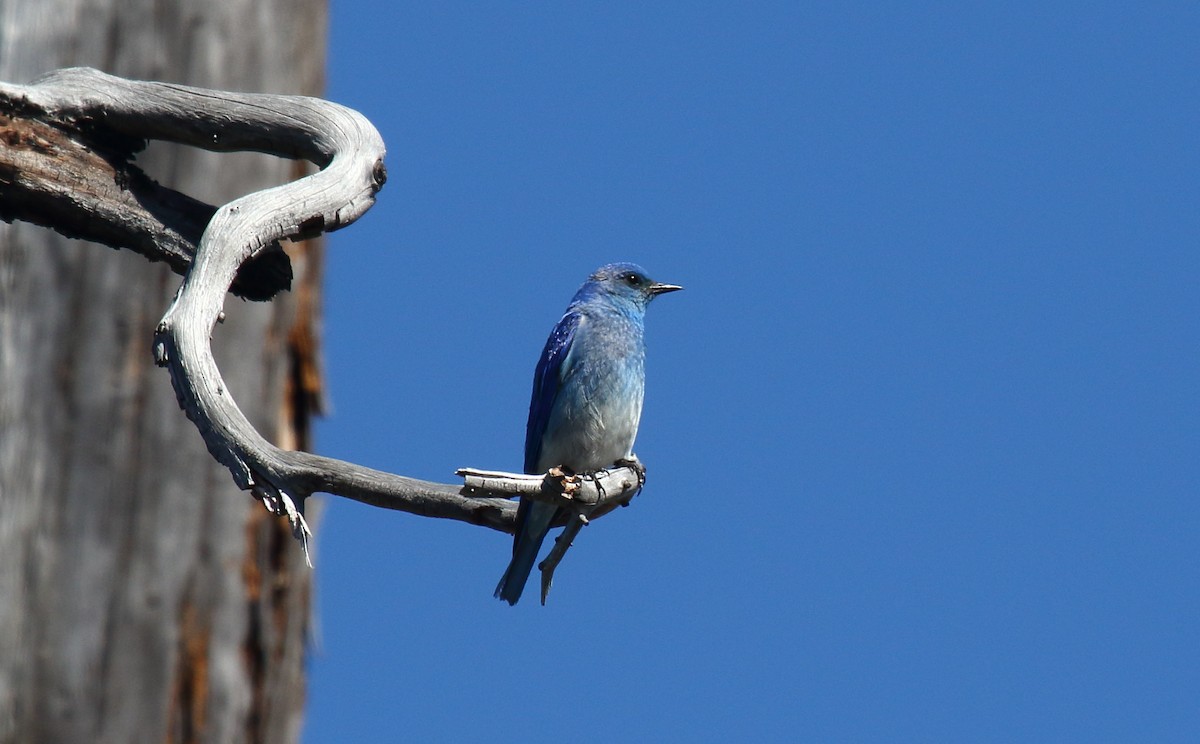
left=494, top=262, right=681, bottom=605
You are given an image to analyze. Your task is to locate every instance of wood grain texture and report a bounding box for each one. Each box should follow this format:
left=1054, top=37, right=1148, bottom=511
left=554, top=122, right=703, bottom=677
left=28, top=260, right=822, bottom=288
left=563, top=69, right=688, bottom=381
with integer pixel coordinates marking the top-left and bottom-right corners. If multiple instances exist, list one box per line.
left=0, top=2, right=326, bottom=742
left=0, top=107, right=292, bottom=300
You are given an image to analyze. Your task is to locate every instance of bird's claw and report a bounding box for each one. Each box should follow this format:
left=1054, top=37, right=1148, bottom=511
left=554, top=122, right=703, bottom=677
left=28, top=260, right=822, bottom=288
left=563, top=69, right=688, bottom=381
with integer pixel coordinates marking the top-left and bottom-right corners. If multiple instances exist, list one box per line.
left=615, top=456, right=646, bottom=489
left=546, top=466, right=598, bottom=525
left=548, top=466, right=582, bottom=500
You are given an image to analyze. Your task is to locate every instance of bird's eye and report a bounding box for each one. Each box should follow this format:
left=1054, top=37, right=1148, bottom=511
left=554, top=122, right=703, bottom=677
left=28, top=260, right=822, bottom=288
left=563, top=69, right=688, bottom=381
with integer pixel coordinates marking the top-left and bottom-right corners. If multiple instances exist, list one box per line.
left=624, top=273, right=642, bottom=286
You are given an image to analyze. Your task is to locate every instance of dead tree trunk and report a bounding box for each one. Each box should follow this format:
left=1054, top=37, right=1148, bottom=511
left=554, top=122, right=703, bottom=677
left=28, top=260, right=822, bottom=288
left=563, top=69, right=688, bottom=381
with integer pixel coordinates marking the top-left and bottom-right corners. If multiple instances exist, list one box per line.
left=0, top=2, right=326, bottom=742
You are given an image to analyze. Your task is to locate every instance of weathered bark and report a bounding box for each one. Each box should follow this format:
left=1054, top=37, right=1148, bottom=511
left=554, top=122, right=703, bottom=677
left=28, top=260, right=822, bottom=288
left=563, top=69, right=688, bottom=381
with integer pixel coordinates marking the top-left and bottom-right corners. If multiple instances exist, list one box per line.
left=0, top=2, right=326, bottom=743
left=0, top=108, right=293, bottom=301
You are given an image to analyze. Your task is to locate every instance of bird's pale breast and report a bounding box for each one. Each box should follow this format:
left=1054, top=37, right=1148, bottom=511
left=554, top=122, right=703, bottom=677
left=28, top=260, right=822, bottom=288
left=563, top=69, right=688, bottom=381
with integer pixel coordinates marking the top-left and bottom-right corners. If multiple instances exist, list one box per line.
left=535, top=310, right=645, bottom=473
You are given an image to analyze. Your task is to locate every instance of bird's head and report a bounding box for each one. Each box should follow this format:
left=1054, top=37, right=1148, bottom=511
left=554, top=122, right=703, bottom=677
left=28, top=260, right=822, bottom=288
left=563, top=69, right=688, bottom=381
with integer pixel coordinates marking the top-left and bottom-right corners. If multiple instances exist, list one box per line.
left=583, top=262, right=683, bottom=311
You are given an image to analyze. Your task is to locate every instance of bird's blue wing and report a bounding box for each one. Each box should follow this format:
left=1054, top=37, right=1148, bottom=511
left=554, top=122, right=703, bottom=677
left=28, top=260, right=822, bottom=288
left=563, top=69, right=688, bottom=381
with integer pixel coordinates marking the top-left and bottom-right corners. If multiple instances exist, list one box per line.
left=524, top=310, right=581, bottom=474
left=495, top=311, right=582, bottom=604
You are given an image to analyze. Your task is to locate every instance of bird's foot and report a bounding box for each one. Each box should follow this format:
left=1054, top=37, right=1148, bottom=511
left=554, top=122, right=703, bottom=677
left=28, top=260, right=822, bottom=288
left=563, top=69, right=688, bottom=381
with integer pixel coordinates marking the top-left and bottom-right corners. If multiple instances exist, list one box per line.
left=614, top=455, right=646, bottom=505
left=615, top=455, right=646, bottom=485
left=546, top=466, right=591, bottom=522
left=547, top=466, right=582, bottom=499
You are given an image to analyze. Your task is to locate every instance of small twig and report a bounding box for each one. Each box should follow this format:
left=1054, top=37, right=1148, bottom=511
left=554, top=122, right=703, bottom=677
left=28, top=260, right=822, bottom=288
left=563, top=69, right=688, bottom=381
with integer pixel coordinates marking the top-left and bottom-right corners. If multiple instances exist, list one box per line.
left=453, top=469, right=545, bottom=495
left=251, top=484, right=313, bottom=567
left=538, top=517, right=586, bottom=605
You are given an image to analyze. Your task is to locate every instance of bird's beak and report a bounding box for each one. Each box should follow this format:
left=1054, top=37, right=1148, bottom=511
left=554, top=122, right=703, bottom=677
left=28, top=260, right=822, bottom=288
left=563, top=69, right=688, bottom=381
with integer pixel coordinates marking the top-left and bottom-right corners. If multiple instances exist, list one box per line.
left=648, top=282, right=683, bottom=296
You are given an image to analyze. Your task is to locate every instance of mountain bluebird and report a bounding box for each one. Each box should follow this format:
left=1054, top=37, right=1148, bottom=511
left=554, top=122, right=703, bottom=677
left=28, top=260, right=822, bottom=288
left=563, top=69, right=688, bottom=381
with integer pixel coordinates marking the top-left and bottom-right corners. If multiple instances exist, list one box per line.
left=494, top=262, right=681, bottom=605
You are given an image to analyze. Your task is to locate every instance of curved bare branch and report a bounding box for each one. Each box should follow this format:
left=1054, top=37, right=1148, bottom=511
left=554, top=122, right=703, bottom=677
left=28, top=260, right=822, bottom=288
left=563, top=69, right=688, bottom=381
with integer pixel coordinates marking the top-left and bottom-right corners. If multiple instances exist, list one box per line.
left=0, top=68, right=647, bottom=551
left=0, top=73, right=291, bottom=299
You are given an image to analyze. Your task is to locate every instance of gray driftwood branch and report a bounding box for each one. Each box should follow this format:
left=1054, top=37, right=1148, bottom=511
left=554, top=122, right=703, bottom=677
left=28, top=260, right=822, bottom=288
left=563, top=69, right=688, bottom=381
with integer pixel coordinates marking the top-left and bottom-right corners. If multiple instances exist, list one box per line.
left=0, top=68, right=644, bottom=563
left=0, top=72, right=290, bottom=300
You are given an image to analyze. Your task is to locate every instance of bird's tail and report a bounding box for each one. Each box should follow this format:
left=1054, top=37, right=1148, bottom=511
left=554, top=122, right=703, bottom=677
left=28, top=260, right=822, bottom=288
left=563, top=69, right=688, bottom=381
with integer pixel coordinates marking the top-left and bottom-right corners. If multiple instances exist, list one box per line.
left=495, top=502, right=556, bottom=605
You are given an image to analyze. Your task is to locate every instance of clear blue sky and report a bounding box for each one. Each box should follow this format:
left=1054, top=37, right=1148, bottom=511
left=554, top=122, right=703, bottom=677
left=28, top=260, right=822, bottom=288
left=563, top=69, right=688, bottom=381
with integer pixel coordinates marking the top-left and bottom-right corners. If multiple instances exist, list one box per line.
left=305, top=3, right=1198, bottom=742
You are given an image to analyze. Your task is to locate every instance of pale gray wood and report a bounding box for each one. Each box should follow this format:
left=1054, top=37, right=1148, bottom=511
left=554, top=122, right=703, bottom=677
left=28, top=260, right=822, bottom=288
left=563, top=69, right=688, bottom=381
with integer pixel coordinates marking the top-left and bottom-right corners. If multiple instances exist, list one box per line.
left=457, top=466, right=644, bottom=517
left=0, top=2, right=326, bottom=743
left=0, top=109, right=291, bottom=301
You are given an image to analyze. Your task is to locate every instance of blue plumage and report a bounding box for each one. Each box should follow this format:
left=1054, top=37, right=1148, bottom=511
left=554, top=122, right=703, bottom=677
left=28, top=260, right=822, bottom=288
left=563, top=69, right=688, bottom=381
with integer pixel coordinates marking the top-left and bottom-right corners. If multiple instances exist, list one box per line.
left=495, top=262, right=681, bottom=605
